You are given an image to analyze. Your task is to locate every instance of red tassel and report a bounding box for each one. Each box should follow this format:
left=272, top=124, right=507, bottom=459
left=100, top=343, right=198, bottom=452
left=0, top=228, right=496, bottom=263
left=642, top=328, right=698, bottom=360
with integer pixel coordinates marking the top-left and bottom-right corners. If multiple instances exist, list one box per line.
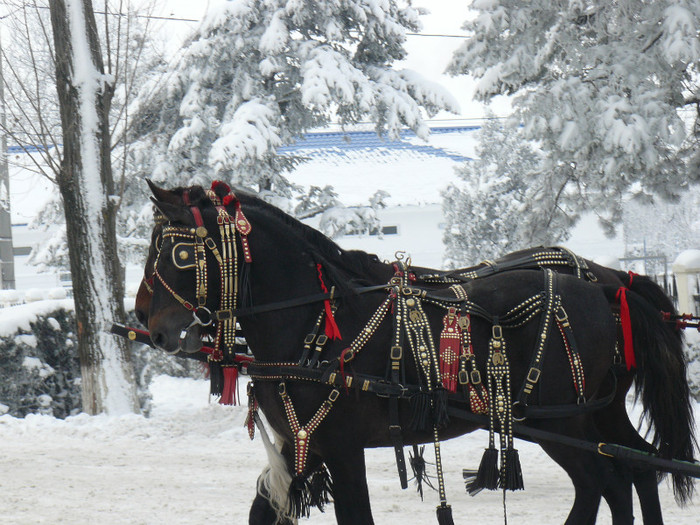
left=220, top=366, right=239, bottom=405
left=323, top=300, right=342, bottom=340
left=616, top=288, right=636, bottom=370
left=439, top=310, right=461, bottom=393
left=316, top=264, right=342, bottom=340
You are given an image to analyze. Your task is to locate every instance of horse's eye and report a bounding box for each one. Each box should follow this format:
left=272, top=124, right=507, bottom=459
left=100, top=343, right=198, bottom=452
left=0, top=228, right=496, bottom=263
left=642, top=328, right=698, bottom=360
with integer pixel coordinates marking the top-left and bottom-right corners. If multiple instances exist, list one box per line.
left=172, top=243, right=197, bottom=270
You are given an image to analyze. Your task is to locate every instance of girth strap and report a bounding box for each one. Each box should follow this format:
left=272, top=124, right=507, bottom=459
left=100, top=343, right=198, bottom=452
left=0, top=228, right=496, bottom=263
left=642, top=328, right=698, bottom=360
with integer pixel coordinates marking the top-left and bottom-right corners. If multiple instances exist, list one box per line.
left=517, top=269, right=557, bottom=406
left=389, top=261, right=409, bottom=489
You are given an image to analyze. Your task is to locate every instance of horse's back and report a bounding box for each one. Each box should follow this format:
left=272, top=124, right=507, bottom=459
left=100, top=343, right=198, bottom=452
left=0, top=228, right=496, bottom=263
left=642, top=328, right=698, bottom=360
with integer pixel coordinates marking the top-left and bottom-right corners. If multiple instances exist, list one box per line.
left=449, top=270, right=617, bottom=403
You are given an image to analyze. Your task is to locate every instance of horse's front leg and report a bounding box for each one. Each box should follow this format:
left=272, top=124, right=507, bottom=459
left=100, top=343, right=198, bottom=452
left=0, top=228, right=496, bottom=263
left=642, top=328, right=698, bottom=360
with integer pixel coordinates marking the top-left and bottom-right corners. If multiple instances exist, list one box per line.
left=248, top=437, right=297, bottom=525
left=322, top=443, right=374, bottom=525
left=249, top=471, right=296, bottom=525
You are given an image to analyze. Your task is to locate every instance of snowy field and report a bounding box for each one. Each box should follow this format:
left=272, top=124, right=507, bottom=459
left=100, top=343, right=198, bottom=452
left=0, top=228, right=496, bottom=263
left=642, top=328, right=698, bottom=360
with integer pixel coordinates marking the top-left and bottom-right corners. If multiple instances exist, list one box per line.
left=1, top=375, right=698, bottom=524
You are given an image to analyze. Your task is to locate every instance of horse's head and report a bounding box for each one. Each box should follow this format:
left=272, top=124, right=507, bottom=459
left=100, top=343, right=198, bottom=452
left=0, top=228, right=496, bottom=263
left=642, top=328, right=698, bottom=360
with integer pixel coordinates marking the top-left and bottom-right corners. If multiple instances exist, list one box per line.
left=145, top=181, right=230, bottom=354
left=134, top=181, right=187, bottom=328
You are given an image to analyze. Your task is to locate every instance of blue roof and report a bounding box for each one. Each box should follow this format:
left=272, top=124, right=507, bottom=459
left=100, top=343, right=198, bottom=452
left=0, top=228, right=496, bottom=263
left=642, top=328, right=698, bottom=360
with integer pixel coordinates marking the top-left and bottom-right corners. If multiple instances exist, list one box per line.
left=7, top=144, right=54, bottom=154
left=279, top=126, right=477, bottom=162
left=7, top=126, right=477, bottom=161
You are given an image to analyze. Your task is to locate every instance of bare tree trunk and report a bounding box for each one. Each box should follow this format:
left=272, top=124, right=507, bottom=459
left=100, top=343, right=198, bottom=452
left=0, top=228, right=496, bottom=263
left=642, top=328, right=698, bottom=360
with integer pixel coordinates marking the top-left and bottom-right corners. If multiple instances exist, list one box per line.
left=49, top=0, right=138, bottom=414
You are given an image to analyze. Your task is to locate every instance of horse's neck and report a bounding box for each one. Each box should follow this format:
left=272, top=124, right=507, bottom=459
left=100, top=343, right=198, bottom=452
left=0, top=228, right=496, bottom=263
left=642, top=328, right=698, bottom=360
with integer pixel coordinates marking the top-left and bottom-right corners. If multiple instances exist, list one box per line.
left=236, top=225, right=392, bottom=362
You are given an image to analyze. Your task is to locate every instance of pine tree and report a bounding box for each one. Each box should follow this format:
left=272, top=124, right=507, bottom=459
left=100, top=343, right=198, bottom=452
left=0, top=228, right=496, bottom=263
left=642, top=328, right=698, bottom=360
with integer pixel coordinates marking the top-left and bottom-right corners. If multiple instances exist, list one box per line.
left=442, top=119, right=575, bottom=267
left=449, top=1, right=700, bottom=228
left=128, top=0, right=458, bottom=233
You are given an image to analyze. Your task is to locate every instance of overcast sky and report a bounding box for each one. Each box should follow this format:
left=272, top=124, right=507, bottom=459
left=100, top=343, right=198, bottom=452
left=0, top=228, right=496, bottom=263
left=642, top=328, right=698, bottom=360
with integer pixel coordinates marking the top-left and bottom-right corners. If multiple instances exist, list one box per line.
left=148, top=0, right=510, bottom=121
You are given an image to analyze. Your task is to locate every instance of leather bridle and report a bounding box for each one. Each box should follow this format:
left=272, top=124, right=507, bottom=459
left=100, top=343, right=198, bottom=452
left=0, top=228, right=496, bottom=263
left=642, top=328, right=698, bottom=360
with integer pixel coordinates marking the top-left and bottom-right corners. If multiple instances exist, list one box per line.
left=152, top=185, right=252, bottom=361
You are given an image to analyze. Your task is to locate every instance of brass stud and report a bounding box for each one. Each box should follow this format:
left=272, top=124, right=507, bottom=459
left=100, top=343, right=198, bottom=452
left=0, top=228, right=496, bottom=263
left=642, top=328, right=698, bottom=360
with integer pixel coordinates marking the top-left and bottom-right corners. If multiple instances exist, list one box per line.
left=179, top=250, right=189, bottom=260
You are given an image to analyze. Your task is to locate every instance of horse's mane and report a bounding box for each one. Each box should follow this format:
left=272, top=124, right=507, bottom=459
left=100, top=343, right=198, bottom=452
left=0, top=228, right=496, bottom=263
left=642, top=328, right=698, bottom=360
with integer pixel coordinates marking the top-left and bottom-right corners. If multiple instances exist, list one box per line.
left=187, top=185, right=386, bottom=287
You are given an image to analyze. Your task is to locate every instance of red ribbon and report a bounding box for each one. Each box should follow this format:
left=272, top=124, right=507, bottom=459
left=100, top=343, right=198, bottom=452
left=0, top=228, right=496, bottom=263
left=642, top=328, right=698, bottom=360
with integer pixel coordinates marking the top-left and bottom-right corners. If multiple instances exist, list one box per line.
left=220, top=366, right=239, bottom=405
left=316, top=264, right=342, bottom=340
left=616, top=287, right=636, bottom=370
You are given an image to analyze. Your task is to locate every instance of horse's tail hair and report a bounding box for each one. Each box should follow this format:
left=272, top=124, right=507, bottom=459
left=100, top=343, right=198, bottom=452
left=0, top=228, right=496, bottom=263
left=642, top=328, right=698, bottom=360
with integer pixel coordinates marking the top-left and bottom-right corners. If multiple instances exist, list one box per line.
left=603, top=284, right=697, bottom=503
left=256, top=417, right=295, bottom=524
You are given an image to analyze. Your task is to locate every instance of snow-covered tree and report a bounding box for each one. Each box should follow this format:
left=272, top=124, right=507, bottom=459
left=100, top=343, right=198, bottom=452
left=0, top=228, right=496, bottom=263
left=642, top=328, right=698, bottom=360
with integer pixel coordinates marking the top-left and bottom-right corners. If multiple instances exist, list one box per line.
left=449, top=1, right=700, bottom=229
left=49, top=0, right=139, bottom=414
left=1, top=1, right=161, bottom=271
left=128, top=0, right=459, bottom=235
left=442, top=118, right=575, bottom=267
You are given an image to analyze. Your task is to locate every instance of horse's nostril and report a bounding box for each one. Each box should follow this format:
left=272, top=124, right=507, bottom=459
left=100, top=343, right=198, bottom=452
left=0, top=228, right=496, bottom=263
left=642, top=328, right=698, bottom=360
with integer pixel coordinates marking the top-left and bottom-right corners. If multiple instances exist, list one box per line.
left=151, top=331, right=165, bottom=347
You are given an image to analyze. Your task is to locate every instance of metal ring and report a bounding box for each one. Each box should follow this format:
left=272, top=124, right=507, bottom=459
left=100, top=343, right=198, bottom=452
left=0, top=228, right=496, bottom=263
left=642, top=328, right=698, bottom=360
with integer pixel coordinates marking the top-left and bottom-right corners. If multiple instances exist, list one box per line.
left=512, top=401, right=527, bottom=422
left=194, top=307, right=213, bottom=327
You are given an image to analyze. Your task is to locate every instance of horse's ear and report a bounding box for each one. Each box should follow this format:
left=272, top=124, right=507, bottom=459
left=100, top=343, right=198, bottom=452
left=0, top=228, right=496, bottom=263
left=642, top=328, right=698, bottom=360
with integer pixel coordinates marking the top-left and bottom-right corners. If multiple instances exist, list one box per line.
left=150, top=197, right=192, bottom=225
left=147, top=179, right=181, bottom=206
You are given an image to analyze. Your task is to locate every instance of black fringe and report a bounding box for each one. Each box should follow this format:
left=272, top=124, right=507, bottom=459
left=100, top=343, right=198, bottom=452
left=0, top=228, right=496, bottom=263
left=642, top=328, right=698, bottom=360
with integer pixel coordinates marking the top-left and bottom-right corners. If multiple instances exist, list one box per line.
left=409, top=391, right=433, bottom=431
left=288, top=475, right=311, bottom=519
left=466, top=447, right=499, bottom=494
left=409, top=445, right=428, bottom=500
left=308, top=467, right=334, bottom=512
left=432, top=386, right=450, bottom=429
left=209, top=361, right=223, bottom=397
left=462, top=469, right=481, bottom=495
left=501, top=447, right=524, bottom=491
left=436, top=503, right=454, bottom=525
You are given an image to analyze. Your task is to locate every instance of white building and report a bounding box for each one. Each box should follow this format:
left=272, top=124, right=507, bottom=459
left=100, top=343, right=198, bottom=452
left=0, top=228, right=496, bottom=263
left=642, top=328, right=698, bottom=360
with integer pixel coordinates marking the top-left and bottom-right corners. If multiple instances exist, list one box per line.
left=6, top=124, right=624, bottom=296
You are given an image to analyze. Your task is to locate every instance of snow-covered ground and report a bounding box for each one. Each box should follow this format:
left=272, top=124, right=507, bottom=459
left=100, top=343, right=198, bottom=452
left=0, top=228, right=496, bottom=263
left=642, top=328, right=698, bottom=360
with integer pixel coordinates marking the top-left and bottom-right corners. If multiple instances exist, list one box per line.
left=1, top=375, right=698, bottom=524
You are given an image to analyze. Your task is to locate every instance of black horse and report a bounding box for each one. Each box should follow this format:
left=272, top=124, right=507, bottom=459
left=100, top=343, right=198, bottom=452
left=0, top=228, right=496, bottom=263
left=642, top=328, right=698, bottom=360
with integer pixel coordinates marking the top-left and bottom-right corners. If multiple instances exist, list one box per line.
left=141, top=182, right=695, bottom=525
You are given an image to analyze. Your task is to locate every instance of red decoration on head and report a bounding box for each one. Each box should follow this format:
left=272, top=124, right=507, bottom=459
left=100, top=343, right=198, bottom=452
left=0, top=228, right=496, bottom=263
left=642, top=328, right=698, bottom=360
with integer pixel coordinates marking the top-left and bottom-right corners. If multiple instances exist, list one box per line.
left=627, top=271, right=638, bottom=287
left=211, top=180, right=231, bottom=195
left=316, top=264, right=342, bottom=340
left=223, top=194, right=235, bottom=207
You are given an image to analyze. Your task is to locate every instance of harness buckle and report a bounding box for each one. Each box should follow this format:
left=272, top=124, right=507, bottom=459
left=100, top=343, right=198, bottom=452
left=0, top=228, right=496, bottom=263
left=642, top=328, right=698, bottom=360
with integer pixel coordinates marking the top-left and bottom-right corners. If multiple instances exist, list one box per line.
left=470, top=370, right=482, bottom=385
left=492, top=325, right=503, bottom=339
left=390, top=345, right=402, bottom=360
left=527, top=367, right=541, bottom=384
left=388, top=424, right=402, bottom=437
left=328, top=389, right=340, bottom=402
left=458, top=370, right=469, bottom=385
left=216, top=309, right=233, bottom=321
left=556, top=306, right=570, bottom=326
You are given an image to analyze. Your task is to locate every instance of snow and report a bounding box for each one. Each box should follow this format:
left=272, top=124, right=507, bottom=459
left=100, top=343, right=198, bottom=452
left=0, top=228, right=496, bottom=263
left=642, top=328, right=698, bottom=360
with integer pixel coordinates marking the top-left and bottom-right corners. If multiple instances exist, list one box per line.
left=0, top=299, right=73, bottom=337
left=0, top=374, right=698, bottom=524
left=674, top=249, right=700, bottom=272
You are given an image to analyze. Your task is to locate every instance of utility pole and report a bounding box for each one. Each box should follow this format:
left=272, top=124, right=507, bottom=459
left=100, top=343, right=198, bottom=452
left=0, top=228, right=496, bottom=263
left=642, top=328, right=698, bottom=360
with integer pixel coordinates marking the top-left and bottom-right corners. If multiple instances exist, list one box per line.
left=0, top=25, right=15, bottom=290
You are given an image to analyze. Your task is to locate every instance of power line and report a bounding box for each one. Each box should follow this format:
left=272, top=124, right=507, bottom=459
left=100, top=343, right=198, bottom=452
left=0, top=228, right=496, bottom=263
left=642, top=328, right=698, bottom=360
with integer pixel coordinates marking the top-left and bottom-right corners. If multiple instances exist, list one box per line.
left=2, top=2, right=468, bottom=38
